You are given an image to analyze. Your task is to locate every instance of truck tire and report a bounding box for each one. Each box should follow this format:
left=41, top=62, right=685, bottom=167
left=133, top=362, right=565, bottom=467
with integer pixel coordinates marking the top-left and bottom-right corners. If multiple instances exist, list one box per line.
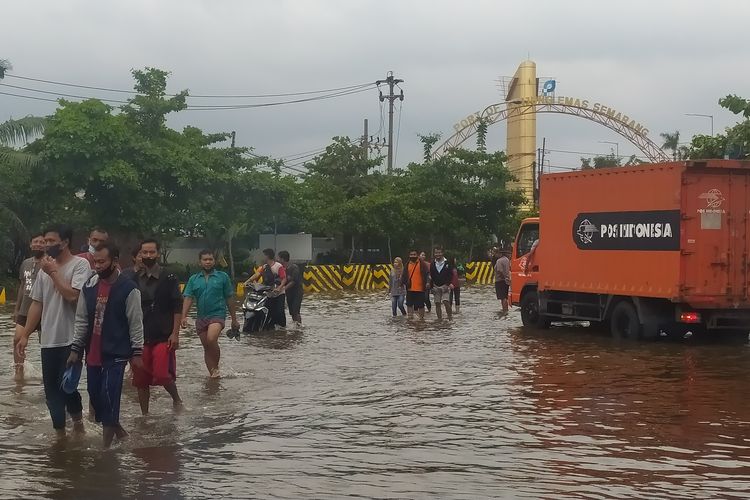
left=610, top=301, right=642, bottom=339
left=520, top=291, right=551, bottom=329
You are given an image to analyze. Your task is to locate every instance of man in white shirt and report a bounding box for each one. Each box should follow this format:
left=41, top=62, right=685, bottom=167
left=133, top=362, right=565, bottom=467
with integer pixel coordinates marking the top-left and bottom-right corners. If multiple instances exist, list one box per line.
left=16, top=225, right=93, bottom=437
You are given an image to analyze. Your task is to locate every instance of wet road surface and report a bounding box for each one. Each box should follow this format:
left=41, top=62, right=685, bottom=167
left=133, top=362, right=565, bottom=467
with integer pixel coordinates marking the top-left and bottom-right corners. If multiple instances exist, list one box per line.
left=1, top=287, right=750, bottom=498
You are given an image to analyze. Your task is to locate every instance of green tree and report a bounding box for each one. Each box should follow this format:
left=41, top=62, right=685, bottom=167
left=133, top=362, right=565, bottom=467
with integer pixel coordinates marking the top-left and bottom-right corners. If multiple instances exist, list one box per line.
left=660, top=131, right=681, bottom=160
left=581, top=154, right=621, bottom=169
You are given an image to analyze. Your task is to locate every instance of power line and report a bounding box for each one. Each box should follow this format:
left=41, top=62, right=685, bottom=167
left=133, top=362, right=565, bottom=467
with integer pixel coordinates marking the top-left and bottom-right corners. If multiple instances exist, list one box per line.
left=0, top=82, right=129, bottom=103
left=0, top=83, right=376, bottom=110
left=546, top=148, right=645, bottom=160
left=5, top=73, right=375, bottom=98
left=0, top=90, right=59, bottom=103
left=183, top=86, right=375, bottom=110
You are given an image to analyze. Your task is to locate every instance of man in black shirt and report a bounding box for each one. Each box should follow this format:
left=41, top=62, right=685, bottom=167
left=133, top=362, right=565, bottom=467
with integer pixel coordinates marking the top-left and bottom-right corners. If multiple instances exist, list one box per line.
left=130, top=239, right=183, bottom=414
left=278, top=251, right=304, bottom=326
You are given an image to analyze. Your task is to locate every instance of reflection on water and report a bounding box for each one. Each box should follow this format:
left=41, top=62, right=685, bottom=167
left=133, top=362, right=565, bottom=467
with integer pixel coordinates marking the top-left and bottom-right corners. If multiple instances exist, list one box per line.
left=1, top=288, right=750, bottom=498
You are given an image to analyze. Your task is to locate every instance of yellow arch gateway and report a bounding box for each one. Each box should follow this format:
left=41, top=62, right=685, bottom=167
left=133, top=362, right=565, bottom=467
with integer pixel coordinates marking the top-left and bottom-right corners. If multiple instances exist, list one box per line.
left=435, top=97, right=667, bottom=163
left=432, top=60, right=669, bottom=206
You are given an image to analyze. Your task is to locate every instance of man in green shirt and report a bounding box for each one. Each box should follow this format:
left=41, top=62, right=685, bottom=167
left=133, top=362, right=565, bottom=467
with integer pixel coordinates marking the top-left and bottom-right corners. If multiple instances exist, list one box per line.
left=181, top=250, right=239, bottom=378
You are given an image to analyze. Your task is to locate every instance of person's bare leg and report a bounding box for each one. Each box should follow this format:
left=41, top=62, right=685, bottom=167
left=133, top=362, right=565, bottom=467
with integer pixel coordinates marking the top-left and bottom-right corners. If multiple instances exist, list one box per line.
left=444, top=301, right=453, bottom=319
left=103, top=426, right=116, bottom=448
left=137, top=387, right=150, bottom=415
left=200, top=323, right=222, bottom=377
left=502, top=298, right=509, bottom=313
left=434, top=301, right=443, bottom=320
left=407, top=305, right=414, bottom=319
left=417, top=307, right=425, bottom=320
left=13, top=325, right=24, bottom=381
left=164, top=382, right=183, bottom=409
left=115, top=425, right=128, bottom=439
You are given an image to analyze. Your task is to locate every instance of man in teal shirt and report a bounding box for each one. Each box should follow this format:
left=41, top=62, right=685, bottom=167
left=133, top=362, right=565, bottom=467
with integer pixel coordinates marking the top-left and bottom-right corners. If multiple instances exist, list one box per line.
left=181, top=250, right=239, bottom=378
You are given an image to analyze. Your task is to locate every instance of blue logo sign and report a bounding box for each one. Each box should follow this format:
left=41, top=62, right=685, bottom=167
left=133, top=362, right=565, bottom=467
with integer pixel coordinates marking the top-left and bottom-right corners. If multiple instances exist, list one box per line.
left=542, top=79, right=556, bottom=96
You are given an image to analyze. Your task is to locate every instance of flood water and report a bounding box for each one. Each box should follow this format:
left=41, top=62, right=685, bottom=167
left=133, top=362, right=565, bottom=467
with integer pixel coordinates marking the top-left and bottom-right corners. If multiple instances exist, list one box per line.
left=2, top=287, right=750, bottom=499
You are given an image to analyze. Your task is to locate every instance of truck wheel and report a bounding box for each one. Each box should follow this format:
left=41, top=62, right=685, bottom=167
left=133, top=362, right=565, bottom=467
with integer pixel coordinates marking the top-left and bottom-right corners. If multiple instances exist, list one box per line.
left=520, top=291, right=551, bottom=329
left=610, top=301, right=642, bottom=339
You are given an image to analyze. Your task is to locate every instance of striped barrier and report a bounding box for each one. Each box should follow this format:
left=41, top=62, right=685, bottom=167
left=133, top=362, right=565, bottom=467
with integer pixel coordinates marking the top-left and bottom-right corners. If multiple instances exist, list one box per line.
left=465, top=261, right=493, bottom=285
left=177, top=263, right=495, bottom=296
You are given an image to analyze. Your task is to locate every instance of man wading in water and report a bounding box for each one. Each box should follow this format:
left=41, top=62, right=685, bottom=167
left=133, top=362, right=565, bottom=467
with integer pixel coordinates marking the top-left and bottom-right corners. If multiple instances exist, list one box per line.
left=182, top=250, right=239, bottom=378
left=429, top=246, right=454, bottom=320
left=16, top=225, right=93, bottom=438
left=246, top=249, right=288, bottom=329
left=130, top=239, right=184, bottom=414
left=68, top=242, right=144, bottom=448
left=12, top=233, right=46, bottom=381
left=402, top=249, right=430, bottom=320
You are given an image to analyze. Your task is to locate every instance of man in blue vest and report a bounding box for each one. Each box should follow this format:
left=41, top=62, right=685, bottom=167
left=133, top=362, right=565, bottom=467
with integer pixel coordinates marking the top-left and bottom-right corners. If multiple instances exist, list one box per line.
left=68, top=242, right=144, bottom=448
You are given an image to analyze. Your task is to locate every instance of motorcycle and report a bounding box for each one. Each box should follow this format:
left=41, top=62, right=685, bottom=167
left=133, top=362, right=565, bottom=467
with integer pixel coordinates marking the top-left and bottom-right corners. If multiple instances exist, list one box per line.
left=238, top=282, right=275, bottom=334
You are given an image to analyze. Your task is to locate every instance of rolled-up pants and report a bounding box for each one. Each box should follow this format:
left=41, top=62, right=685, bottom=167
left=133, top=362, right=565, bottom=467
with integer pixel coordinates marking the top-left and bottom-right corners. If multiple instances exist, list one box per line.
left=41, top=345, right=83, bottom=430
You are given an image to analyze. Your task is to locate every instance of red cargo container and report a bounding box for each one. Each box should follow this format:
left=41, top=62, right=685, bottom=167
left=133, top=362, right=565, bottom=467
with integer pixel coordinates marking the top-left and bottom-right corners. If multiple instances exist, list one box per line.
left=511, top=160, right=750, bottom=337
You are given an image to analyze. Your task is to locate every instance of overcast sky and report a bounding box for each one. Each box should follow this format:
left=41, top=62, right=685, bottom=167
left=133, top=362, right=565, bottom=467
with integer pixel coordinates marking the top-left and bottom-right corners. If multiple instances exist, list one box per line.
left=2, top=0, right=749, bottom=172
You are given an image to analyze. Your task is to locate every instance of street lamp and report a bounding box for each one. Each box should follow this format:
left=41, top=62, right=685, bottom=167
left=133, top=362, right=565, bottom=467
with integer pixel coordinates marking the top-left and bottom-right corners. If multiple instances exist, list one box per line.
left=685, top=113, right=714, bottom=136
left=598, top=140, right=619, bottom=159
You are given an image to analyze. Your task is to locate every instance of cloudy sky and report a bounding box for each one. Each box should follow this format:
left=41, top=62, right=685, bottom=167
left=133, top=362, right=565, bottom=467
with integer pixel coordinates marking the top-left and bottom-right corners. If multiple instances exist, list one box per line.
left=2, top=0, right=749, bottom=172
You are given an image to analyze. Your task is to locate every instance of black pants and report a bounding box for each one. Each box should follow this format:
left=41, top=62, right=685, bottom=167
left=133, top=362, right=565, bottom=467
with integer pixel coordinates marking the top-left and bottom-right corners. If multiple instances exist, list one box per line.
left=286, top=291, right=303, bottom=319
left=268, top=295, right=287, bottom=329
left=41, top=345, right=83, bottom=430
left=450, top=288, right=461, bottom=306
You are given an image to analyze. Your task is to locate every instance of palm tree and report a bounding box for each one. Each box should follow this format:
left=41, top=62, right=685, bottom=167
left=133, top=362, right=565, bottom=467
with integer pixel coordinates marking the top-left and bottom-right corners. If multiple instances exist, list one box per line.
left=0, top=59, right=10, bottom=79
left=660, top=131, right=681, bottom=160
left=0, top=116, right=47, bottom=145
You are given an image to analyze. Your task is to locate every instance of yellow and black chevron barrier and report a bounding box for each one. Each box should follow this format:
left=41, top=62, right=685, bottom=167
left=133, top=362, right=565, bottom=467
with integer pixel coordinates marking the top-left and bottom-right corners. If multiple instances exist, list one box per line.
left=187, top=263, right=497, bottom=296
left=464, top=262, right=493, bottom=285
left=300, top=262, right=493, bottom=293
left=303, top=264, right=343, bottom=293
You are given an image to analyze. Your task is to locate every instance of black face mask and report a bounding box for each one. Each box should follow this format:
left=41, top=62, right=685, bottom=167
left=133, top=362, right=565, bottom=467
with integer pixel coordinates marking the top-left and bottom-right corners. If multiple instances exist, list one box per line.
left=142, top=257, right=157, bottom=268
left=31, top=250, right=45, bottom=259
left=98, top=265, right=116, bottom=280
left=409, top=256, right=418, bottom=262
left=46, top=244, right=63, bottom=259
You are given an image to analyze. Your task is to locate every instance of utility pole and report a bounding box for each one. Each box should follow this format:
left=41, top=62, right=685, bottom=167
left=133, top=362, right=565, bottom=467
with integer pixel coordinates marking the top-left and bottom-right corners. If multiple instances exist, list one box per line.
left=230, top=131, right=236, bottom=148
left=361, top=118, right=369, bottom=160
left=376, top=72, right=404, bottom=175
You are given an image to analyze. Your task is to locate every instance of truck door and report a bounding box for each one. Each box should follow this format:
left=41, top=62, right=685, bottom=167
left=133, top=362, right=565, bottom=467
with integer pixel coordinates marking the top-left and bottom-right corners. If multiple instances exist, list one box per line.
left=682, top=170, right=749, bottom=304
left=511, top=222, right=539, bottom=305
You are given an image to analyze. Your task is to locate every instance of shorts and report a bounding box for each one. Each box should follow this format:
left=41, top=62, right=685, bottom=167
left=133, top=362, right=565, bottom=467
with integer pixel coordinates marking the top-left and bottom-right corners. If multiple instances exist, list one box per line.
left=15, top=314, right=41, bottom=331
left=87, top=360, right=127, bottom=426
left=406, top=290, right=425, bottom=309
left=432, top=285, right=451, bottom=303
left=495, top=281, right=510, bottom=300
left=132, top=342, right=176, bottom=388
left=195, top=317, right=225, bottom=334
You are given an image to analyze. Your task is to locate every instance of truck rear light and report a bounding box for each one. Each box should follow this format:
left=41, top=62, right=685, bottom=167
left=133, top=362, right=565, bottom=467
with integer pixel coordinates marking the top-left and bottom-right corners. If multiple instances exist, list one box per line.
left=680, top=312, right=701, bottom=324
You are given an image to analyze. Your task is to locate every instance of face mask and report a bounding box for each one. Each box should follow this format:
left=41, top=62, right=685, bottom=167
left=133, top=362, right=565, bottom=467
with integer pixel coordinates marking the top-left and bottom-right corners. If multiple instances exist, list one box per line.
left=88, top=244, right=96, bottom=254
left=46, top=244, right=62, bottom=259
left=142, top=257, right=157, bottom=268
left=98, top=265, right=116, bottom=280
left=409, top=256, right=418, bottom=262
left=31, top=249, right=45, bottom=258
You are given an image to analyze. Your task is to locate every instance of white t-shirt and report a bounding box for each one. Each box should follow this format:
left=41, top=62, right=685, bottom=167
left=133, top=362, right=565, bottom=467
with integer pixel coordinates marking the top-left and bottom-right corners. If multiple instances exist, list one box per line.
left=30, top=256, right=93, bottom=348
